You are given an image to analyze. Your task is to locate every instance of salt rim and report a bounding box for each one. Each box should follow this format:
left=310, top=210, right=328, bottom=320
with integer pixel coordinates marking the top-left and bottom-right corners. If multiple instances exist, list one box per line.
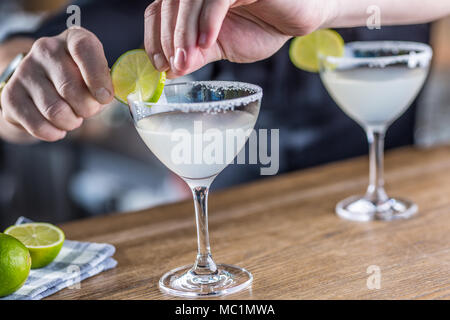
left=323, top=41, right=433, bottom=68
left=128, top=81, right=263, bottom=113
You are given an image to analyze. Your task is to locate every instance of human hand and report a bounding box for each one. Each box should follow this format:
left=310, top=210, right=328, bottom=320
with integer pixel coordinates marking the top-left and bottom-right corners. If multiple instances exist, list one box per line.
left=0, top=27, right=114, bottom=142
left=144, top=0, right=335, bottom=77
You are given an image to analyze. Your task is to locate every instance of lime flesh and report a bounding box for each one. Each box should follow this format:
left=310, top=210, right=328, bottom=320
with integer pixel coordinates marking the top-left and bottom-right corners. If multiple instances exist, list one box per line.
left=111, top=49, right=166, bottom=104
left=289, top=29, right=344, bottom=73
left=5, top=223, right=65, bottom=269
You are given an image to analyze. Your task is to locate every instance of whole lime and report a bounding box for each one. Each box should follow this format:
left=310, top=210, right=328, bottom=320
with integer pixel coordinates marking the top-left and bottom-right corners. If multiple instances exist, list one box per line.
left=0, top=233, right=31, bottom=297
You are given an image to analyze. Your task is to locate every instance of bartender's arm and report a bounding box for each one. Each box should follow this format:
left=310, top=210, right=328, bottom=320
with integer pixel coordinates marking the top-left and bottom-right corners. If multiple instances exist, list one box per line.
left=0, top=0, right=149, bottom=144
left=144, top=0, right=450, bottom=78
left=2, top=0, right=450, bottom=144
left=0, top=30, right=113, bottom=144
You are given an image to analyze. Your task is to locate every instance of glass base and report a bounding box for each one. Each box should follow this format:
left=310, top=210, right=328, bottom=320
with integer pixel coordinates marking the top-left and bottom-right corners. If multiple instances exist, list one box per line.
left=159, top=264, right=253, bottom=298
left=336, top=195, right=418, bottom=221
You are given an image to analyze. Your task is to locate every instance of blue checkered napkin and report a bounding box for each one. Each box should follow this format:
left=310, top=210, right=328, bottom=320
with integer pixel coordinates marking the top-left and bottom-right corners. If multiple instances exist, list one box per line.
left=1, top=217, right=117, bottom=300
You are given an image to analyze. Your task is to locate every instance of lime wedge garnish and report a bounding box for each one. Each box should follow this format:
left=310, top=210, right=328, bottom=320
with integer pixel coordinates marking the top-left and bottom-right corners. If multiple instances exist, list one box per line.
left=111, top=49, right=166, bottom=104
left=5, top=223, right=65, bottom=269
left=289, top=29, right=344, bottom=73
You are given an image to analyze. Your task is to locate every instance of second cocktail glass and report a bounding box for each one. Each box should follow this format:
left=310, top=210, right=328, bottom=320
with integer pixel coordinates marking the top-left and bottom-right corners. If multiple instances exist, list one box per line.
left=128, top=81, right=262, bottom=297
left=319, top=41, right=432, bottom=221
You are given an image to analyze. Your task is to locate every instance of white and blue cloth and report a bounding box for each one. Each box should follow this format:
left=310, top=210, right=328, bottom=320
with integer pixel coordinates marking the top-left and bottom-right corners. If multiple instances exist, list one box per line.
left=1, top=217, right=117, bottom=300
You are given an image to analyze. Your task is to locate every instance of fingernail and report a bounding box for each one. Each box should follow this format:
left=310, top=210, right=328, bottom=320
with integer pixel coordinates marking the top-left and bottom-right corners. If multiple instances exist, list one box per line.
left=153, top=53, right=168, bottom=71
left=198, top=33, right=208, bottom=47
left=174, top=48, right=187, bottom=71
left=95, top=87, right=111, bottom=104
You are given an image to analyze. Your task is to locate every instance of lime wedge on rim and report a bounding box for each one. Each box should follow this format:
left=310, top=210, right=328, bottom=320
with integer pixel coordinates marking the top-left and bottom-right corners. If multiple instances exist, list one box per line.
left=111, top=49, right=166, bottom=104
left=5, top=223, right=65, bottom=269
left=289, top=29, right=344, bottom=73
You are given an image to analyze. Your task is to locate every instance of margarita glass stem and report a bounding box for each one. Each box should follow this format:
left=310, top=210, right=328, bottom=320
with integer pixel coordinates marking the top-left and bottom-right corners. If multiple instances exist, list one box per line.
left=365, top=127, right=389, bottom=205
left=187, top=178, right=218, bottom=277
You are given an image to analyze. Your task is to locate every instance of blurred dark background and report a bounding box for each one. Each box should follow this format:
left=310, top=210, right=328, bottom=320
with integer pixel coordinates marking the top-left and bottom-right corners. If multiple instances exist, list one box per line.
left=0, top=0, right=449, bottom=228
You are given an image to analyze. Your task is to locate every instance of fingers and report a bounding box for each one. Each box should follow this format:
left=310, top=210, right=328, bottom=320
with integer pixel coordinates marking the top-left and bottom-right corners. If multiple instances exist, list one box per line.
left=144, top=0, right=169, bottom=72
left=160, top=0, right=180, bottom=73
left=198, top=0, right=231, bottom=49
left=36, top=46, right=103, bottom=119
left=0, top=28, right=113, bottom=143
left=19, top=63, right=83, bottom=131
left=1, top=78, right=66, bottom=142
left=173, top=0, right=204, bottom=73
left=144, top=0, right=230, bottom=78
left=64, top=27, right=114, bottom=105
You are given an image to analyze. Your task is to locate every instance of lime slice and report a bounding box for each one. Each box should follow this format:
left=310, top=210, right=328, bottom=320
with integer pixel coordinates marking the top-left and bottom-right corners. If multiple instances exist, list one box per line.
left=111, top=49, right=166, bottom=104
left=0, top=233, right=31, bottom=297
left=289, top=29, right=344, bottom=73
left=5, top=223, right=65, bottom=269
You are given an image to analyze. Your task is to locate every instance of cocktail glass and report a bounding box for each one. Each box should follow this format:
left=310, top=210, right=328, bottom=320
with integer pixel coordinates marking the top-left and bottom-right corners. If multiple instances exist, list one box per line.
left=319, top=41, right=432, bottom=221
left=128, top=81, right=262, bottom=297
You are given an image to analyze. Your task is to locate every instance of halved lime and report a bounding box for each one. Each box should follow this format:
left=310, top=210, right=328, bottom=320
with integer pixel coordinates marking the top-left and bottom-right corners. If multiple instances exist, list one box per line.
left=111, top=49, right=166, bottom=104
left=5, top=223, right=65, bottom=269
left=289, top=29, right=344, bottom=73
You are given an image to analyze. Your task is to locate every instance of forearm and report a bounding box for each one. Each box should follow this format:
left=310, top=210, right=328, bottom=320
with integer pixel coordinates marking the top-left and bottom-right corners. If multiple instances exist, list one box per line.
left=326, top=0, right=450, bottom=28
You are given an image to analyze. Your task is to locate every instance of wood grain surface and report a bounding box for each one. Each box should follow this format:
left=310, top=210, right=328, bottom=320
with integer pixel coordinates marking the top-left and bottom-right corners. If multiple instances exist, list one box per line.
left=47, top=146, right=450, bottom=300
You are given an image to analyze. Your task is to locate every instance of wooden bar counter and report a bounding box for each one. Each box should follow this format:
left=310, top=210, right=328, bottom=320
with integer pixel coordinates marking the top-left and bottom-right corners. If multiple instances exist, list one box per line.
left=48, top=146, right=450, bottom=300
